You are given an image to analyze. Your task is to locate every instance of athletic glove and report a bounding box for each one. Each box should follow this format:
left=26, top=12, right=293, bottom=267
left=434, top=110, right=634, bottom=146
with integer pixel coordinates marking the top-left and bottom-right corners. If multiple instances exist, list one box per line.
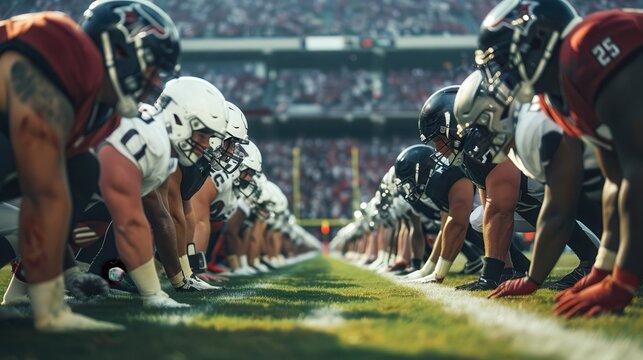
left=65, top=271, right=109, bottom=301
left=555, top=267, right=610, bottom=303
left=553, top=267, right=639, bottom=319
left=488, top=276, right=540, bottom=299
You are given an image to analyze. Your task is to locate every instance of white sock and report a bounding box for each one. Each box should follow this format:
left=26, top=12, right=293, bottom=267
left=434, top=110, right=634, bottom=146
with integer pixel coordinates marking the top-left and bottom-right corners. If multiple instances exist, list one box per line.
left=434, top=257, right=453, bottom=279
left=129, top=258, right=162, bottom=296
left=179, top=255, right=193, bottom=278
left=595, top=246, right=617, bottom=271
left=28, top=275, right=70, bottom=327
left=421, top=260, right=436, bottom=275
left=169, top=272, right=186, bottom=288
left=239, top=255, right=249, bottom=268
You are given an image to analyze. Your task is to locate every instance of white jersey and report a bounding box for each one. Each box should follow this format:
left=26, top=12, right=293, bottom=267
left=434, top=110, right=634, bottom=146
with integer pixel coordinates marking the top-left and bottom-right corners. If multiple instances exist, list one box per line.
left=105, top=115, right=177, bottom=196
left=509, top=99, right=599, bottom=186
left=209, top=169, right=241, bottom=222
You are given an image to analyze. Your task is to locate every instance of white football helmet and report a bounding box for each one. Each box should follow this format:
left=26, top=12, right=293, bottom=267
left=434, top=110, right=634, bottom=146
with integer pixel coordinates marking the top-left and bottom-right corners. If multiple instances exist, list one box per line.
left=211, top=101, right=249, bottom=173
left=155, top=76, right=228, bottom=166
left=233, top=140, right=263, bottom=198
left=253, top=181, right=287, bottom=221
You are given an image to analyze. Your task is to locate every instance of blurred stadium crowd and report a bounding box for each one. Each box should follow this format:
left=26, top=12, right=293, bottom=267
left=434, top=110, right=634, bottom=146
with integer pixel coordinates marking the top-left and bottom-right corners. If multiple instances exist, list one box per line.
left=1, top=0, right=637, bottom=221
left=181, top=61, right=472, bottom=114
left=4, top=0, right=637, bottom=38
left=261, top=137, right=415, bottom=219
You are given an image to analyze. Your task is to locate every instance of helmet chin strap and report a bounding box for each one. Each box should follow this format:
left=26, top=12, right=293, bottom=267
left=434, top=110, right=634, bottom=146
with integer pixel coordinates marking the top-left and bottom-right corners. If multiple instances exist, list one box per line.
left=101, top=32, right=138, bottom=117
left=510, top=28, right=560, bottom=102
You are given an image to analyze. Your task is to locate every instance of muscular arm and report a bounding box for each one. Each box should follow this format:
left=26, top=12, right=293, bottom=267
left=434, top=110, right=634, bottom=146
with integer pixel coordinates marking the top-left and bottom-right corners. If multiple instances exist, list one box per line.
left=143, top=180, right=181, bottom=279
left=167, top=170, right=187, bottom=256
left=409, top=213, right=425, bottom=261
left=529, top=135, right=583, bottom=283
left=192, top=179, right=218, bottom=252
left=225, top=208, right=246, bottom=256
left=183, top=199, right=196, bottom=250
left=482, top=159, right=521, bottom=261
left=594, top=147, right=621, bottom=254
left=3, top=55, right=73, bottom=282
left=441, top=178, right=474, bottom=261
left=98, top=145, right=152, bottom=269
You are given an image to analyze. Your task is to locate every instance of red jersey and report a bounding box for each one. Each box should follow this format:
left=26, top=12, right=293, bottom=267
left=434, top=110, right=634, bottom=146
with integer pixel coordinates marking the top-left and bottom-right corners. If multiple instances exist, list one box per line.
left=0, top=12, right=120, bottom=157
left=547, top=9, right=643, bottom=150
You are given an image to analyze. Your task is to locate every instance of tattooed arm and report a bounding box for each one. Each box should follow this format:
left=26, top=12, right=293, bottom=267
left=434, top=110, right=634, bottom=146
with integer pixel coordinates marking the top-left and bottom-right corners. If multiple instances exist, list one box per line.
left=0, top=52, right=74, bottom=283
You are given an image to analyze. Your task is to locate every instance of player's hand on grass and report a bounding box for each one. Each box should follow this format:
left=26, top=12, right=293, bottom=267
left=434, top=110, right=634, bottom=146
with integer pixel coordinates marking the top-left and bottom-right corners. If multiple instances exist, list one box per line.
left=488, top=276, right=539, bottom=299
left=554, top=267, right=639, bottom=319
left=65, top=271, right=109, bottom=301
left=555, top=267, right=609, bottom=303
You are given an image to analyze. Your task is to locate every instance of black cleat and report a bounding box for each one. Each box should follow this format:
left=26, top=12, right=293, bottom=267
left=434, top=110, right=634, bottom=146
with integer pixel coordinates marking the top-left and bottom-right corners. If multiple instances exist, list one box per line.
left=548, top=260, right=593, bottom=291
left=455, top=277, right=499, bottom=291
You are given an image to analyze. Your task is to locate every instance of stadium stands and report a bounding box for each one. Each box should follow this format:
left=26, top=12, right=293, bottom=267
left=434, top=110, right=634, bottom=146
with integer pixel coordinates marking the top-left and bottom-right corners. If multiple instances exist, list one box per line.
left=2, top=0, right=639, bottom=38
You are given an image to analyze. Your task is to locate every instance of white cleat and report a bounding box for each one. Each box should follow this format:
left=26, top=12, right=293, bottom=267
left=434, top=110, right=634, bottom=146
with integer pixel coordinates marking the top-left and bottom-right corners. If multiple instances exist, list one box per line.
left=223, top=267, right=252, bottom=277
left=254, top=263, right=270, bottom=273
left=142, top=291, right=190, bottom=309
left=188, top=275, right=222, bottom=291
left=35, top=309, right=124, bottom=332
left=2, top=276, right=29, bottom=305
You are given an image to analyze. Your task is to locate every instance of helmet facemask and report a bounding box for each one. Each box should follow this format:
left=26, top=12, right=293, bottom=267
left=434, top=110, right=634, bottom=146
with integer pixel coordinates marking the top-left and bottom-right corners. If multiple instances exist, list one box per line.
left=454, top=70, right=516, bottom=165
left=85, top=1, right=181, bottom=117
left=477, top=0, right=580, bottom=103
left=211, top=137, right=246, bottom=174
left=233, top=167, right=259, bottom=198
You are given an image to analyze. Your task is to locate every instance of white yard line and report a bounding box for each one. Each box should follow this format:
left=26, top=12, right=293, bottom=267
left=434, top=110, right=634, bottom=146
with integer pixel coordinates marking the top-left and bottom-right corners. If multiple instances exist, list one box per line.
left=384, top=273, right=643, bottom=360
left=299, top=306, right=346, bottom=329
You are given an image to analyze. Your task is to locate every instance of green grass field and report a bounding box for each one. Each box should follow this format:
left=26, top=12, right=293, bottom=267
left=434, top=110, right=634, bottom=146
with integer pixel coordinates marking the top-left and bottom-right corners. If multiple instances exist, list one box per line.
left=0, top=255, right=641, bottom=360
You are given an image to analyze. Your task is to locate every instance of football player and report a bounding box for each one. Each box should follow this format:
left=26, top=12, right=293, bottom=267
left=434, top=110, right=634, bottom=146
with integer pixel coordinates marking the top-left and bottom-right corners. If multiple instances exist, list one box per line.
left=0, top=0, right=179, bottom=331
left=419, top=86, right=534, bottom=290
left=453, top=70, right=603, bottom=297
left=153, top=99, right=246, bottom=290
left=193, top=139, right=263, bottom=275
left=475, top=0, right=643, bottom=316
left=87, top=77, right=229, bottom=305
left=395, top=144, right=483, bottom=283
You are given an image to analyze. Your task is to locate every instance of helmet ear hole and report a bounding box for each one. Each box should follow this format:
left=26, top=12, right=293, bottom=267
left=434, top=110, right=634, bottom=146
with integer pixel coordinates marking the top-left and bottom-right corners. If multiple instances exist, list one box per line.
left=173, top=114, right=183, bottom=126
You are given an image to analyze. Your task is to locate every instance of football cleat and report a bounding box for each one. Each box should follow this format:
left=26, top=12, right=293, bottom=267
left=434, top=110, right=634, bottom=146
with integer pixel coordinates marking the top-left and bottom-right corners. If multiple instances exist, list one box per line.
left=455, top=277, right=499, bottom=291
left=549, top=260, right=593, bottom=291
left=1, top=276, right=29, bottom=305
left=189, top=274, right=223, bottom=290
left=207, top=261, right=230, bottom=274
left=388, top=260, right=409, bottom=273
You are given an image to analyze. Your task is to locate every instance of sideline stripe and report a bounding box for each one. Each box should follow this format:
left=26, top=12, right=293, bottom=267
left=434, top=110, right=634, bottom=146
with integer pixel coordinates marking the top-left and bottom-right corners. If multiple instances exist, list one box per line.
left=385, top=273, right=643, bottom=360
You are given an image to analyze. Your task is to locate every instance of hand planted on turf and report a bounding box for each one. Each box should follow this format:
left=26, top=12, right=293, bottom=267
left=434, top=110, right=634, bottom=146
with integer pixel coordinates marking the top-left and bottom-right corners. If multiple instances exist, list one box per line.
left=553, top=276, right=634, bottom=319
left=555, top=267, right=609, bottom=303
left=488, top=276, right=539, bottom=298
left=65, top=272, right=109, bottom=301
